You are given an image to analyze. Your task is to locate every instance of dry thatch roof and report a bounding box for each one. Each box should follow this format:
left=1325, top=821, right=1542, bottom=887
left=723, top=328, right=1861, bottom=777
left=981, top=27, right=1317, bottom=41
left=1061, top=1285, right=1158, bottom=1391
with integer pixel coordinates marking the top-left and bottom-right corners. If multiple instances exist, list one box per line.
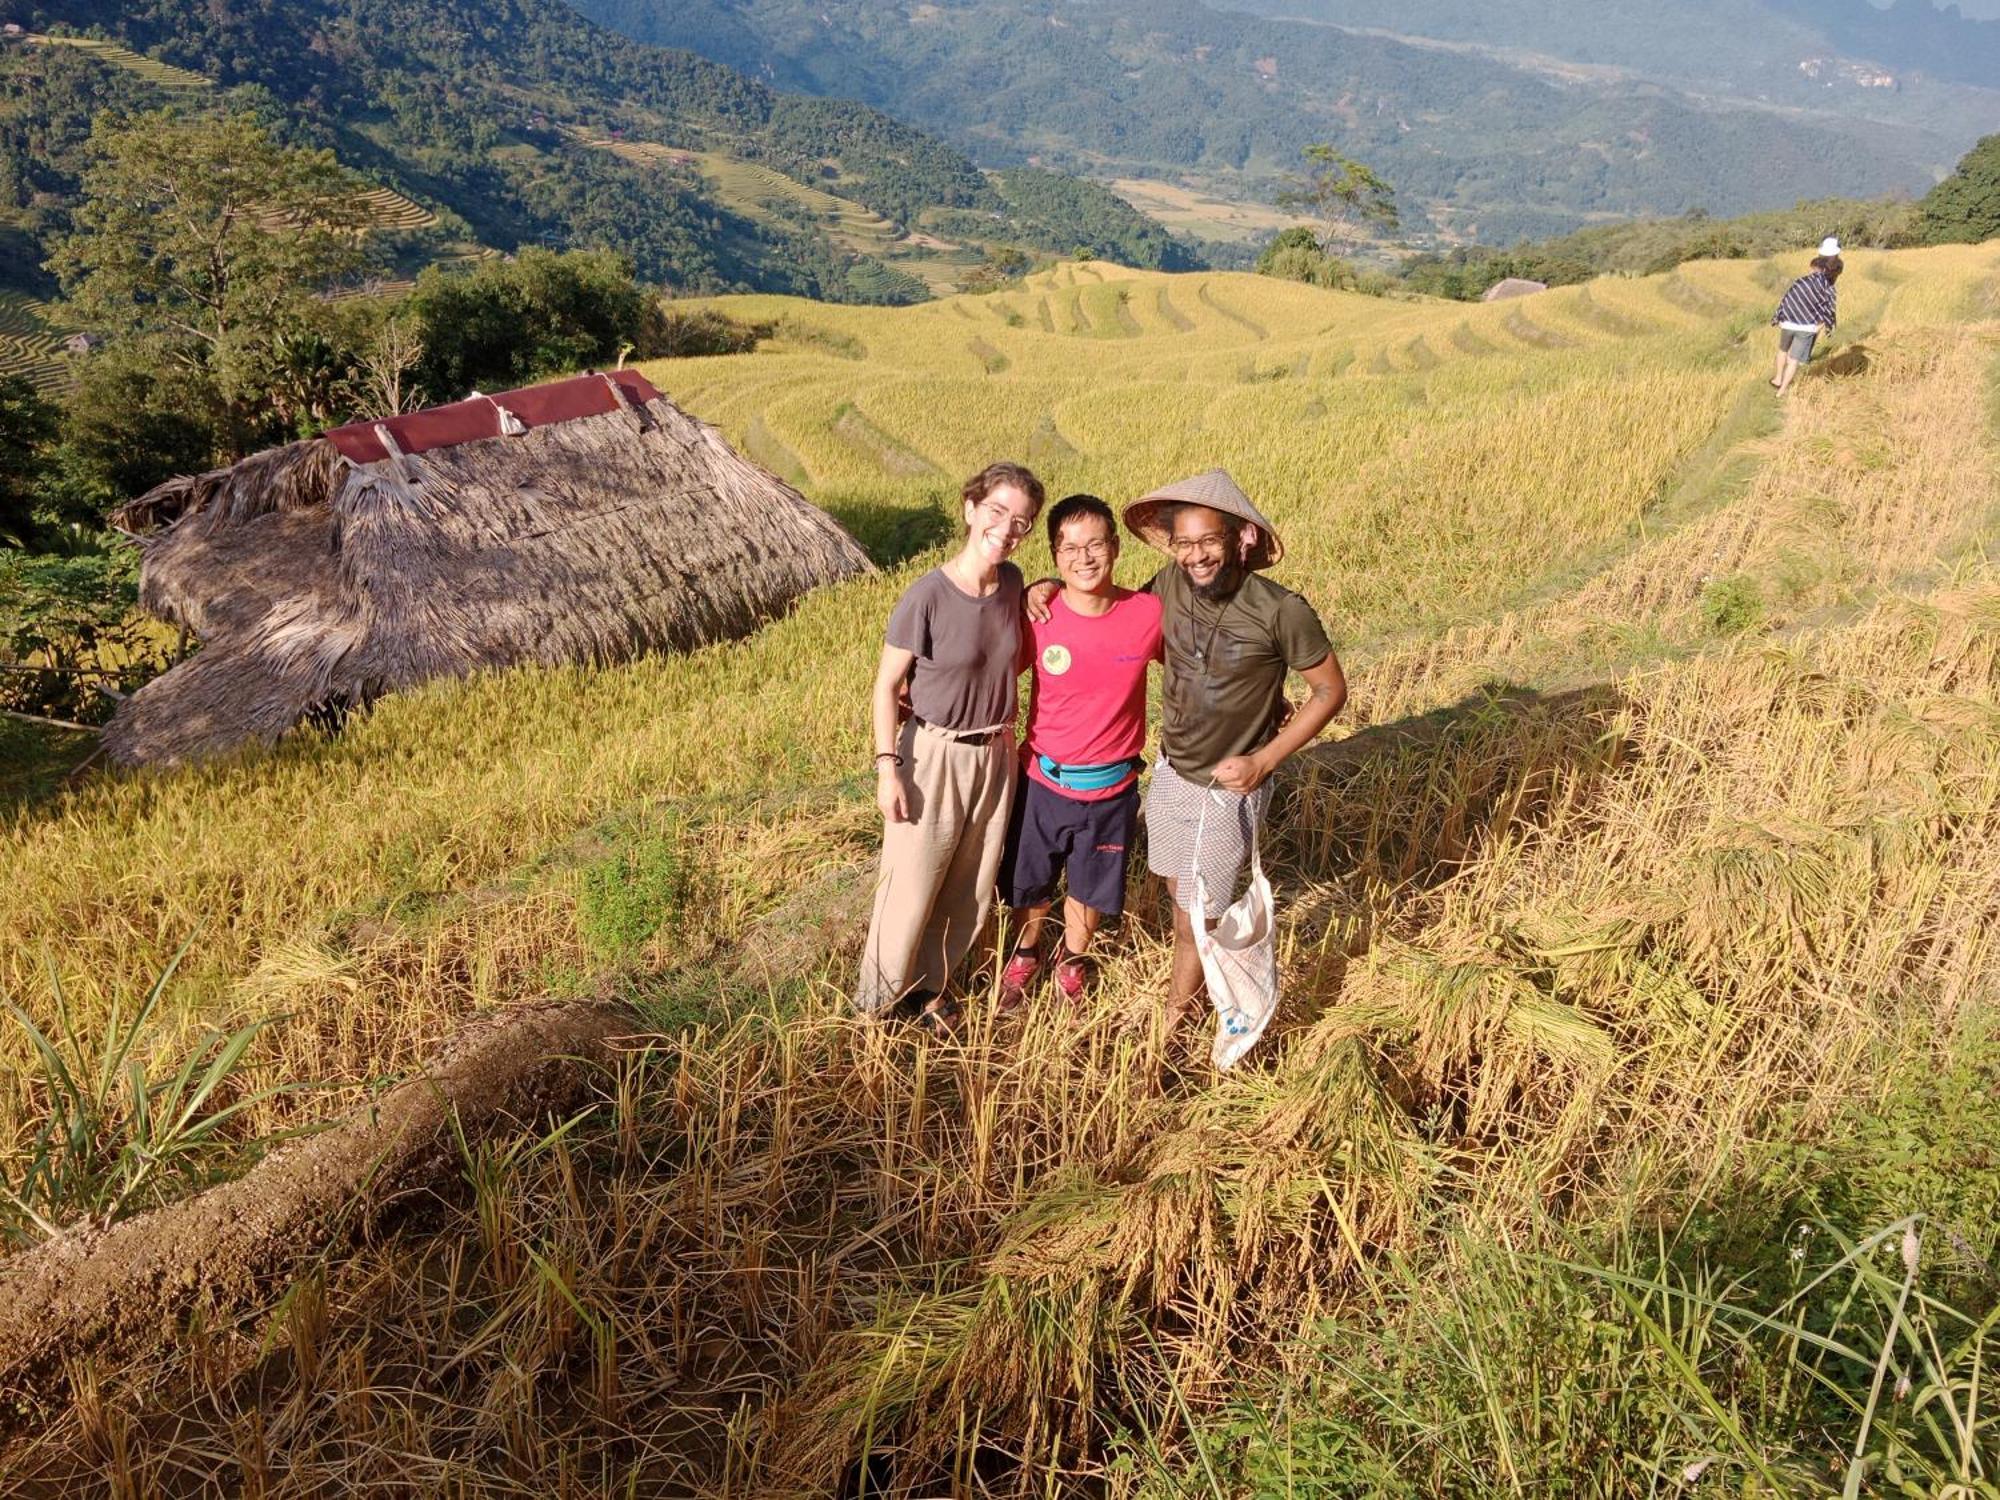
left=105, top=371, right=873, bottom=767
left=1481, top=277, right=1549, bottom=302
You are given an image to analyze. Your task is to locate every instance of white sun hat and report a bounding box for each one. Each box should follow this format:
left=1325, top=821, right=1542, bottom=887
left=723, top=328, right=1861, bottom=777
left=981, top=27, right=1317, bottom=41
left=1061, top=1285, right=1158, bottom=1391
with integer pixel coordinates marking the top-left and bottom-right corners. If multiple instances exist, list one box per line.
left=1818, top=236, right=1843, bottom=256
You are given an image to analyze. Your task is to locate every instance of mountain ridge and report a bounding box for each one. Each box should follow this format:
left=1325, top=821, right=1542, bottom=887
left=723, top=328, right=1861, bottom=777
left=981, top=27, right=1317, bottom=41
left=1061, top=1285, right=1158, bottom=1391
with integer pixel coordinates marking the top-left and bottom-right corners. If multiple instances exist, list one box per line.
left=2, top=0, right=1199, bottom=303
left=575, top=0, right=1998, bottom=242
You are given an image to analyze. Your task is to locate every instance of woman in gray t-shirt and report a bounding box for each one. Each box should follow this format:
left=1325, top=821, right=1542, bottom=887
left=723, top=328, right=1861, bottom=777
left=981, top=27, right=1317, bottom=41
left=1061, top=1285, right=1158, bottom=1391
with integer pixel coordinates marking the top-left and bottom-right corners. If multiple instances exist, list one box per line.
left=856, top=462, right=1044, bottom=1030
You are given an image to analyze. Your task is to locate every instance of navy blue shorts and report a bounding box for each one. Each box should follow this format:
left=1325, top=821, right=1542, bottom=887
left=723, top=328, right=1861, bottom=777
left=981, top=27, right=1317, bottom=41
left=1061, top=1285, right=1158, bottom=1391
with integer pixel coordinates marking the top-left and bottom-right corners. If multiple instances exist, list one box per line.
left=1000, top=774, right=1140, bottom=917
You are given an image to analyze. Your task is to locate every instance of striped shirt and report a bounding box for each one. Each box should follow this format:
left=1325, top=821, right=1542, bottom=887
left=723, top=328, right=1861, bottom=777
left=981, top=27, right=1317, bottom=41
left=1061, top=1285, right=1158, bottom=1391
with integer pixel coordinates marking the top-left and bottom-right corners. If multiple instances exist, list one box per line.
left=1772, top=271, right=1837, bottom=331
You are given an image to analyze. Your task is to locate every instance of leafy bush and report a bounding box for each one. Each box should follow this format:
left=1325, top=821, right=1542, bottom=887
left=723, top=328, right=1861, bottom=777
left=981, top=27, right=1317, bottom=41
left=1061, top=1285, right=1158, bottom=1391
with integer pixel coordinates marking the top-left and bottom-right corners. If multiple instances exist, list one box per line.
left=0, top=548, right=171, bottom=724
left=0, top=377, right=60, bottom=549
left=1254, top=227, right=1399, bottom=296
left=1699, top=573, right=1765, bottom=636
left=59, top=342, right=227, bottom=503
left=406, top=247, right=656, bottom=403
left=578, top=831, right=691, bottom=961
left=644, top=305, right=771, bottom=358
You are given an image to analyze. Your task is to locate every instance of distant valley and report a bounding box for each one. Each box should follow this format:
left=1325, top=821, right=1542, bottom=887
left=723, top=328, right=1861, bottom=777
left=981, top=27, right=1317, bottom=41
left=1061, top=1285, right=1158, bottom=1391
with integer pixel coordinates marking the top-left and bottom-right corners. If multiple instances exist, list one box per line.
left=577, top=0, right=2000, bottom=243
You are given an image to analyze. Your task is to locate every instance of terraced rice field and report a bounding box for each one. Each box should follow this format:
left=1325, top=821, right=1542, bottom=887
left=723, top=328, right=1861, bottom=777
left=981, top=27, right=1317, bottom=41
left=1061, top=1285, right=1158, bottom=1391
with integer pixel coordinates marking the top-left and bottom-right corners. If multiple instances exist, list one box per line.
left=22, top=32, right=212, bottom=91
left=3, top=242, right=1998, bottom=1495
left=350, top=185, right=437, bottom=231
left=566, top=127, right=986, bottom=292
left=566, top=129, right=906, bottom=259
left=649, top=255, right=1814, bottom=640
left=263, top=183, right=439, bottom=237
left=18, top=38, right=444, bottom=263
left=0, top=293, right=71, bottom=394
left=694, top=153, right=901, bottom=254
left=1106, top=175, right=1306, bottom=244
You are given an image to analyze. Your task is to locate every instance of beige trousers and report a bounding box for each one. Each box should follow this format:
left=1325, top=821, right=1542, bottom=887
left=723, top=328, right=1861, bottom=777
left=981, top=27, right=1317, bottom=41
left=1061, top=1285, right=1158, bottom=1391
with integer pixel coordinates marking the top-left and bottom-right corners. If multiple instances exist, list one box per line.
left=854, top=719, right=1016, bottom=1014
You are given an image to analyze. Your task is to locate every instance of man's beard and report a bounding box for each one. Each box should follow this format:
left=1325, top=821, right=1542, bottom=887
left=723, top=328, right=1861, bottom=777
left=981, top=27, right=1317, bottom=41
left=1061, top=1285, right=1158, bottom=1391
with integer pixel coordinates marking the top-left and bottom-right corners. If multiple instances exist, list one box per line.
left=1191, top=561, right=1244, bottom=602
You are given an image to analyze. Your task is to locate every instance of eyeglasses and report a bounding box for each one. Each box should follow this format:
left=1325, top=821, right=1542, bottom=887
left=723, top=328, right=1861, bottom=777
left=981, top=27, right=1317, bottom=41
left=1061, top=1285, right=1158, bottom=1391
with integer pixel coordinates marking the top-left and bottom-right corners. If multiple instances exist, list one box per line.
left=1055, top=539, right=1113, bottom=562
left=1167, top=532, right=1230, bottom=558
left=975, top=500, right=1035, bottom=540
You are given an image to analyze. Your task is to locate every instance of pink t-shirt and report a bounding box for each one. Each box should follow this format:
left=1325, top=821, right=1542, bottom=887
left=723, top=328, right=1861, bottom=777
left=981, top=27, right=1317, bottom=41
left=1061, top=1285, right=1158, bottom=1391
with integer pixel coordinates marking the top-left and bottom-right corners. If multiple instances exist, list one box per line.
left=1020, top=589, right=1164, bottom=801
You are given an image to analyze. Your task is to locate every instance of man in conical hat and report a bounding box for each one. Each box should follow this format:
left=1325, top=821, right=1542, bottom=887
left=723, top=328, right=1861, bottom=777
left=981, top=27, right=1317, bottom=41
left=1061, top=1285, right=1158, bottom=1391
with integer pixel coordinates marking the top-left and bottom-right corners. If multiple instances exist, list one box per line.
left=1029, top=468, right=1346, bottom=1031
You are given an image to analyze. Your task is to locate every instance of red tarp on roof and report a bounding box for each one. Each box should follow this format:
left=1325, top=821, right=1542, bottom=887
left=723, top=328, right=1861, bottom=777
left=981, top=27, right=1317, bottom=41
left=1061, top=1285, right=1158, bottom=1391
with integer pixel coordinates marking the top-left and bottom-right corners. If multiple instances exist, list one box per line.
left=322, top=369, right=662, bottom=464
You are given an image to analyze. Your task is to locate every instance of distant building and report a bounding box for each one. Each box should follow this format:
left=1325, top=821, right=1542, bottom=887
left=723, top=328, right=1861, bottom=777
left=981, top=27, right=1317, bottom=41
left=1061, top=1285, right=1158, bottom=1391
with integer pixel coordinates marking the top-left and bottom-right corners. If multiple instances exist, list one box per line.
left=1482, top=278, right=1548, bottom=302
left=64, top=332, right=104, bottom=356
left=1798, top=56, right=1898, bottom=89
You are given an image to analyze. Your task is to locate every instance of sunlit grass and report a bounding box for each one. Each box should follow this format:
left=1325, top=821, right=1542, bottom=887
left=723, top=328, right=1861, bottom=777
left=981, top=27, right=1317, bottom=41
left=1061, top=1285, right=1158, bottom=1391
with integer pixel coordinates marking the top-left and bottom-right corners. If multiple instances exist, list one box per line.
left=0, top=239, right=1996, bottom=1493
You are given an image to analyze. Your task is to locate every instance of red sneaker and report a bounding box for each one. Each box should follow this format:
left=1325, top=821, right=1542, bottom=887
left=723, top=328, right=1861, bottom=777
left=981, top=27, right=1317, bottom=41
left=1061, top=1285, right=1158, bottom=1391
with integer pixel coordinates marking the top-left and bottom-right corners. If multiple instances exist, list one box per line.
left=997, top=947, right=1042, bottom=1011
left=1052, top=949, right=1092, bottom=1004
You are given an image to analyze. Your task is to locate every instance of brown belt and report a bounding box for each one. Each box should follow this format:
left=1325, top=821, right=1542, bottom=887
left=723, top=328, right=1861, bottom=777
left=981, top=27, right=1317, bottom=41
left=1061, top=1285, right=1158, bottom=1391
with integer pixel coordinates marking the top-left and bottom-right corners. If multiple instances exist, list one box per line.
left=913, top=715, right=1000, bottom=746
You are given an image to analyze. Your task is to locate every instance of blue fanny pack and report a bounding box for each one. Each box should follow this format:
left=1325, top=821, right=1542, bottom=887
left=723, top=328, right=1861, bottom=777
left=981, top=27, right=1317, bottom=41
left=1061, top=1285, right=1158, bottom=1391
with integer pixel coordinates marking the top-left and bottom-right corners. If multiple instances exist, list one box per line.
left=1037, top=754, right=1142, bottom=792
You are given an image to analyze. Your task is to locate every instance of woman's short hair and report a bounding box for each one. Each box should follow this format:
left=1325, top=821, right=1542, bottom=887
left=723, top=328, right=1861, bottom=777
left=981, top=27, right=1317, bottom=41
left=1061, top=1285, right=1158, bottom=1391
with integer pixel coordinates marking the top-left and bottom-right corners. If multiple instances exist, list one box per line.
left=1811, top=254, right=1844, bottom=283
left=961, top=461, right=1046, bottom=515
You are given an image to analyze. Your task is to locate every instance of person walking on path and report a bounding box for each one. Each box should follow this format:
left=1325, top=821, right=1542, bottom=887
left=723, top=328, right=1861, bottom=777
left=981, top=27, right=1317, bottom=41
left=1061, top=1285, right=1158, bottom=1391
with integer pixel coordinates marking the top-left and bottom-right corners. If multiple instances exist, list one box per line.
left=997, top=493, right=1164, bottom=1010
left=1028, top=469, right=1346, bottom=1033
left=856, top=461, right=1045, bottom=1032
left=1772, top=237, right=1843, bottom=398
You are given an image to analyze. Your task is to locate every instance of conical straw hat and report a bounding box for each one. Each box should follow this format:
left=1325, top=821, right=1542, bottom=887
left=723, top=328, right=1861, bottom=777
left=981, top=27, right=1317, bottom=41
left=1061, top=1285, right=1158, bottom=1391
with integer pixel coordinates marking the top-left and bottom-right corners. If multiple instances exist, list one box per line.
left=1123, top=468, right=1284, bottom=570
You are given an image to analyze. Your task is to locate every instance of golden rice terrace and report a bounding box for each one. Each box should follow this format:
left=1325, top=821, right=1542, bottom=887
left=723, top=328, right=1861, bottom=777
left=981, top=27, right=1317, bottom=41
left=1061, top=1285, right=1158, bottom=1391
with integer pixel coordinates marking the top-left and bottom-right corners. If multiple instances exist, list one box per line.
left=0, top=243, right=1996, bottom=1495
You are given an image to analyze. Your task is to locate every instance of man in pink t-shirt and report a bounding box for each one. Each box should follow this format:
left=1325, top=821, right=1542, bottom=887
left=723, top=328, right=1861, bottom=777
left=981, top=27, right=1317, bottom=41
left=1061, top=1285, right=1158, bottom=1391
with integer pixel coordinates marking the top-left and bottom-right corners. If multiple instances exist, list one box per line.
left=998, top=494, right=1163, bottom=1006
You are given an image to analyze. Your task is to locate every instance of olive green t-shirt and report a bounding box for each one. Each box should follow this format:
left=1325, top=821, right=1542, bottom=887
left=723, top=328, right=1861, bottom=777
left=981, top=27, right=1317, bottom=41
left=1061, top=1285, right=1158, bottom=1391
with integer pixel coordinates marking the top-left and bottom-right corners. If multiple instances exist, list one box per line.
left=1147, top=565, right=1332, bottom=782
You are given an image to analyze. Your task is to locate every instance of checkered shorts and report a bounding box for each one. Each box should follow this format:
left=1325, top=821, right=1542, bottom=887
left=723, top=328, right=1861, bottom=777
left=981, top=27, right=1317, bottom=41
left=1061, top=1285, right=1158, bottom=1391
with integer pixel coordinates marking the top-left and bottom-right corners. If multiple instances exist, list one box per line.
left=1144, top=758, right=1272, bottom=919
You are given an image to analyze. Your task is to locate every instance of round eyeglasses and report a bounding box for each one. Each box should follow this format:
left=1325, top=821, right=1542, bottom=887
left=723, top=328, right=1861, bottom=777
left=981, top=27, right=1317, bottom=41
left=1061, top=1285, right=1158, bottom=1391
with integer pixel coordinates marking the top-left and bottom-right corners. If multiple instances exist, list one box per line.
left=976, top=501, right=1035, bottom=539
left=1055, top=539, right=1113, bottom=563
left=1167, top=532, right=1230, bottom=558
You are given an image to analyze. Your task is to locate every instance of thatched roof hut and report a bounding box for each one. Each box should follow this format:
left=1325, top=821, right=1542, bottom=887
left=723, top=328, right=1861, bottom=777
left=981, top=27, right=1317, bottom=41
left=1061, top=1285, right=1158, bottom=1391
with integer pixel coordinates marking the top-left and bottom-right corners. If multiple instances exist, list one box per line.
left=105, top=370, right=873, bottom=767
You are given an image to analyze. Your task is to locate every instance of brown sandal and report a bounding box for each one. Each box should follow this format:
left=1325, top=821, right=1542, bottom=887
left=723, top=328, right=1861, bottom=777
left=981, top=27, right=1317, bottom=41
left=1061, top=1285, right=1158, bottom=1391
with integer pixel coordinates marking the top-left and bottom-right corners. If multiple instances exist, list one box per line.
left=912, top=992, right=963, bottom=1037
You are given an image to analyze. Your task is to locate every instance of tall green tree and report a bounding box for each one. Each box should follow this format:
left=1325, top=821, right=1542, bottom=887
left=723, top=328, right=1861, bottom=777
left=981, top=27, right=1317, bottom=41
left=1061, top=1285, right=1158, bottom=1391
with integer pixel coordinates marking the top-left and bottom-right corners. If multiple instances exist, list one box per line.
left=1918, top=134, right=2000, bottom=247
left=47, top=110, right=371, bottom=459
left=403, top=247, right=654, bottom=402
left=0, top=377, right=59, bottom=550
left=1278, top=145, right=1399, bottom=255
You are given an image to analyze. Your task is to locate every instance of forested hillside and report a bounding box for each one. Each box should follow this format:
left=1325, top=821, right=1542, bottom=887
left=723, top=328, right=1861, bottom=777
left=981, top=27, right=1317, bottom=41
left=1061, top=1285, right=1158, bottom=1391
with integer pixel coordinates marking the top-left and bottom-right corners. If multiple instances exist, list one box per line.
left=1223, top=0, right=2000, bottom=98
left=575, top=0, right=1981, bottom=242
left=1, top=0, right=1197, bottom=305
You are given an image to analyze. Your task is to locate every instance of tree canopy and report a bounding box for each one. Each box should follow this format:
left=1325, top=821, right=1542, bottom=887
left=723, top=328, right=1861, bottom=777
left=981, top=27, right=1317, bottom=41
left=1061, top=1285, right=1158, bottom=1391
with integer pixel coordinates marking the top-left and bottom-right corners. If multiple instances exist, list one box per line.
left=0, top=378, right=60, bottom=549
left=47, top=110, right=370, bottom=456
left=1279, top=146, right=1398, bottom=255
left=404, top=248, right=657, bottom=401
left=1918, top=134, right=2000, bottom=247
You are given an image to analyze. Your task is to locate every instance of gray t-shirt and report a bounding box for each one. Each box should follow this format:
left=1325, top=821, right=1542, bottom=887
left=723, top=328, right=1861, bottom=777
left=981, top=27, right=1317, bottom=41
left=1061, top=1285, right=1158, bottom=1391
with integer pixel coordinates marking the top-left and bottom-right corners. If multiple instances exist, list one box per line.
left=886, top=563, right=1024, bottom=731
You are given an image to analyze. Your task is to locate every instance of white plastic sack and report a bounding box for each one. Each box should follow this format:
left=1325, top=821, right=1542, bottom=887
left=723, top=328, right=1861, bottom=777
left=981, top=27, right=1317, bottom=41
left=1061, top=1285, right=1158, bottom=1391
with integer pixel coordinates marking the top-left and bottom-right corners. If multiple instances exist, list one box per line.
left=1191, top=793, right=1280, bottom=1070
